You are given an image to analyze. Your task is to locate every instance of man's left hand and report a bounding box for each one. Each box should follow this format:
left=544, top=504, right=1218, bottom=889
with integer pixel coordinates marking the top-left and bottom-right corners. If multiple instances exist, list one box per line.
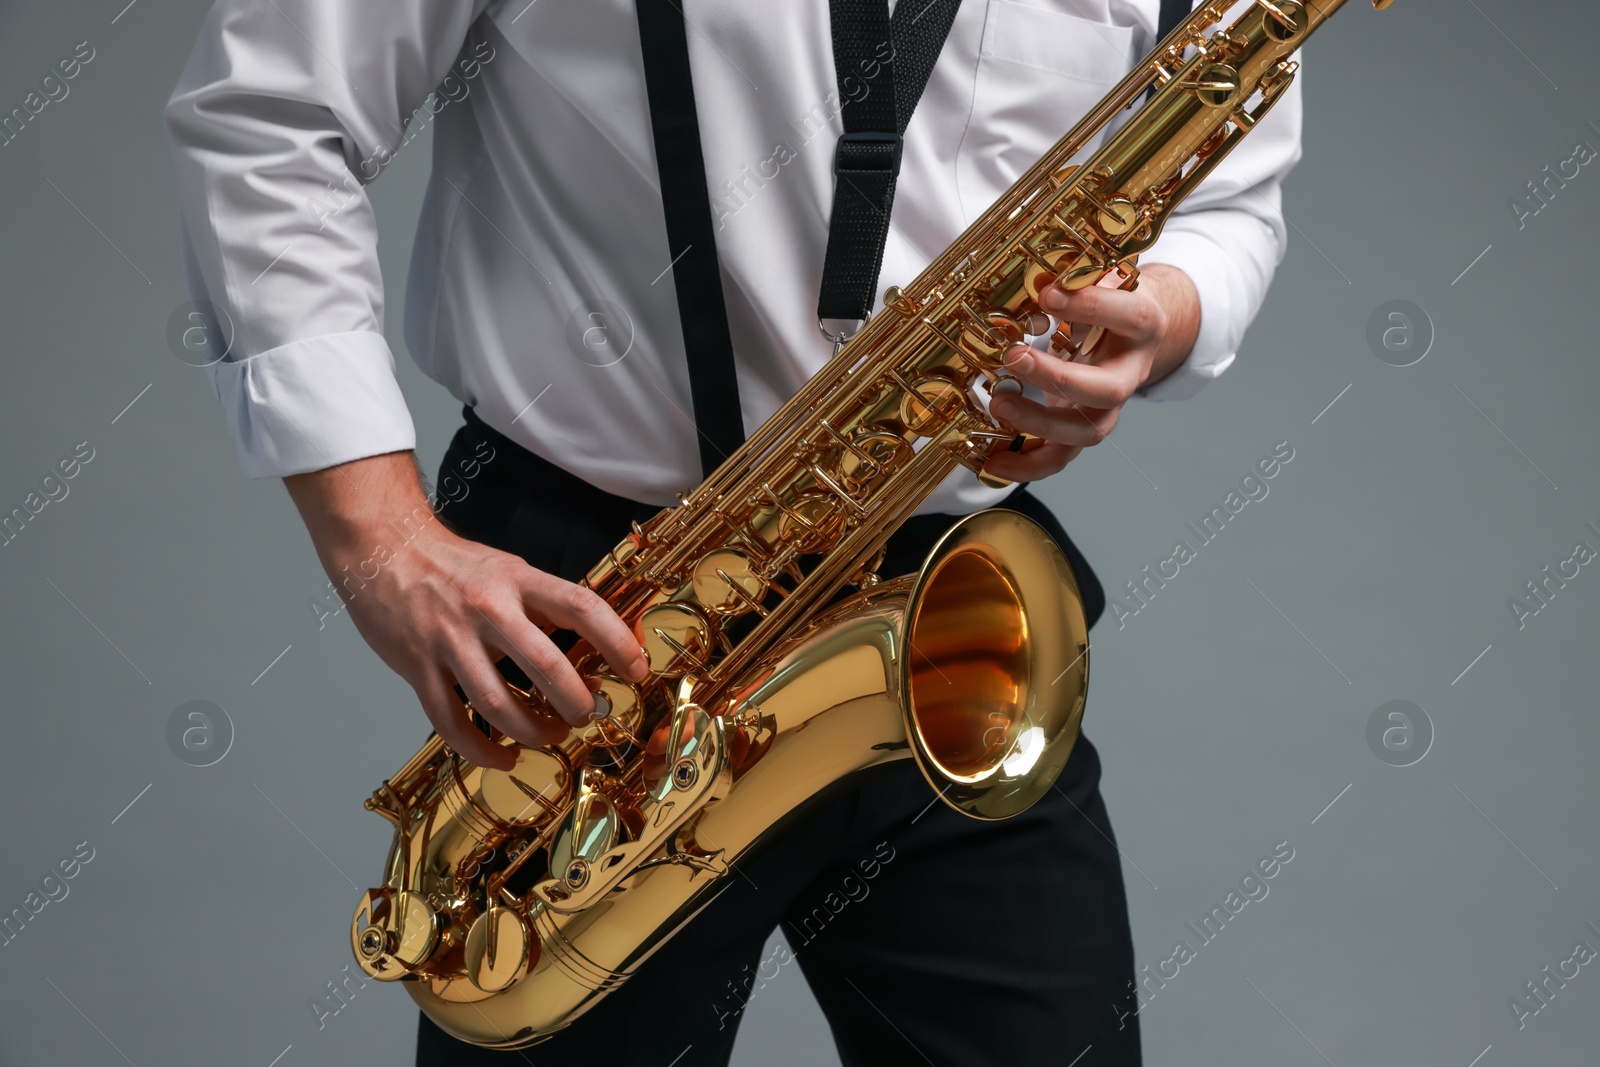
left=983, top=262, right=1201, bottom=483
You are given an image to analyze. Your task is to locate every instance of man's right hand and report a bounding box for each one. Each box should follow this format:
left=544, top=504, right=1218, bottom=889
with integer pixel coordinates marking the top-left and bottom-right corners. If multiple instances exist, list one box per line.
left=285, top=451, right=648, bottom=771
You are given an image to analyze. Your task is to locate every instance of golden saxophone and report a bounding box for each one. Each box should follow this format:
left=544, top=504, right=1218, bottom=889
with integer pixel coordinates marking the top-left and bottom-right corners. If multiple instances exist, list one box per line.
left=350, top=0, right=1393, bottom=1046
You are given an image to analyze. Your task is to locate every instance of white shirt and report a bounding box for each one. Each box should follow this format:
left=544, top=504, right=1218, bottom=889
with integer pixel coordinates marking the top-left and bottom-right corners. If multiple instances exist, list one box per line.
left=164, top=0, right=1301, bottom=512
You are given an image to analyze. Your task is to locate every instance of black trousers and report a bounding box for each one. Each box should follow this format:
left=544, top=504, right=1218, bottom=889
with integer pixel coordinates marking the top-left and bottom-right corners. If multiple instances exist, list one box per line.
left=418, top=410, right=1138, bottom=1067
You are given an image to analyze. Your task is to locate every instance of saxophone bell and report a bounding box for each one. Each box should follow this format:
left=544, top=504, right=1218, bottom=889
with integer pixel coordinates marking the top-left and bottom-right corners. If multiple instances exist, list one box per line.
left=900, top=508, right=1089, bottom=820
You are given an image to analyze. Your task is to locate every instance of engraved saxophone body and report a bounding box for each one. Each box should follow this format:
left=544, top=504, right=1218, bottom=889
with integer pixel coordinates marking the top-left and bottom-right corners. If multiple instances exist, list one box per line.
left=351, top=0, right=1391, bottom=1046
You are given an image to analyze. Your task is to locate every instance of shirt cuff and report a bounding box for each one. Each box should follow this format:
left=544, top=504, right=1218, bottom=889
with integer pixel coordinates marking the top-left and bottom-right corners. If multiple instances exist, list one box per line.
left=206, top=330, right=416, bottom=478
left=1134, top=228, right=1238, bottom=403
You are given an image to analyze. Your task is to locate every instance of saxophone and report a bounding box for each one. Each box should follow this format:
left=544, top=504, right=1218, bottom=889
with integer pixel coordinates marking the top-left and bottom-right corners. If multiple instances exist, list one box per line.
left=351, top=0, right=1392, bottom=1046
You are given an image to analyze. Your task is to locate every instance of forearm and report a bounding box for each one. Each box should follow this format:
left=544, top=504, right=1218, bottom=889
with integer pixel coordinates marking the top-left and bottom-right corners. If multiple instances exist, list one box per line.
left=283, top=451, right=438, bottom=580
left=1136, top=263, right=1202, bottom=391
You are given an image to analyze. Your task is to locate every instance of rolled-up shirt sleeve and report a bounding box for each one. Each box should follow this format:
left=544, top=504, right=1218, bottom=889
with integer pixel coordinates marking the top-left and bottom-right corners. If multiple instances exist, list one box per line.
left=1136, top=67, right=1303, bottom=402
left=164, top=0, right=489, bottom=477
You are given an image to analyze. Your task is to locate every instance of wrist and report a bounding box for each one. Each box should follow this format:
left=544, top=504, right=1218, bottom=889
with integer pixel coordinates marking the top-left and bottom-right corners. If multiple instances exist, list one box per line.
left=1139, top=263, right=1202, bottom=388
left=285, top=451, right=446, bottom=573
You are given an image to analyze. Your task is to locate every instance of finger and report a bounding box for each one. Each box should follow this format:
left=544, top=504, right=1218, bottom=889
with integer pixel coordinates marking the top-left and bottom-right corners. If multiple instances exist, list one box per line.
left=475, top=610, right=602, bottom=728
left=1039, top=283, right=1161, bottom=341
left=414, top=668, right=516, bottom=770
left=446, top=571, right=605, bottom=724
left=982, top=442, right=1081, bottom=482
left=524, top=572, right=648, bottom=683
left=1003, top=344, right=1143, bottom=409
left=990, top=393, right=1117, bottom=448
left=450, top=642, right=584, bottom=743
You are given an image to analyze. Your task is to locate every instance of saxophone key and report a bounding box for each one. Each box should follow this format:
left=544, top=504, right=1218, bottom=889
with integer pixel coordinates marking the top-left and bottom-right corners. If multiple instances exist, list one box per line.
left=1259, top=0, right=1307, bottom=40
left=578, top=673, right=645, bottom=749
left=897, top=374, right=967, bottom=436
left=472, top=746, right=572, bottom=829
left=774, top=488, right=845, bottom=553
left=391, top=889, right=442, bottom=968
left=1183, top=62, right=1242, bottom=108
left=637, top=602, right=712, bottom=676
left=691, top=548, right=766, bottom=617
left=1021, top=243, right=1101, bottom=302
left=838, top=429, right=909, bottom=490
left=464, top=904, right=534, bottom=993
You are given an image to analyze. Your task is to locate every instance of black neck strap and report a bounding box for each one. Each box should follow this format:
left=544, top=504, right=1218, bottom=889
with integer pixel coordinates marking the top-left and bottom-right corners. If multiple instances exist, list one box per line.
left=816, top=0, right=962, bottom=325
left=632, top=0, right=1186, bottom=478
left=819, top=0, right=1191, bottom=322
left=634, top=0, right=747, bottom=478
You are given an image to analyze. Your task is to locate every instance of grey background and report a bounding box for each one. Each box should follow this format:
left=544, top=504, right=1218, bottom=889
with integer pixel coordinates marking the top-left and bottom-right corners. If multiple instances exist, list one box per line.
left=1, top=1, right=1596, bottom=1065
